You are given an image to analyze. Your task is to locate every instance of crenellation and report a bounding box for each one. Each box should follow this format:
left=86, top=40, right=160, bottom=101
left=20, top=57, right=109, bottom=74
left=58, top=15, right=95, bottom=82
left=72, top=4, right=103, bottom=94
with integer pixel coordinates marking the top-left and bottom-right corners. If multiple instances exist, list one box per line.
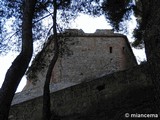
left=64, top=29, right=84, bottom=36
left=95, top=29, right=114, bottom=35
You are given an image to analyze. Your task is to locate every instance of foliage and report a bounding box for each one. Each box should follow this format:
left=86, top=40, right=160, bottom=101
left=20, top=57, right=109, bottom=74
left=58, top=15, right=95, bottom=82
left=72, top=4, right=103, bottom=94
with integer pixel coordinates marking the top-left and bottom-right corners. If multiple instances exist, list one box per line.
left=0, top=0, right=23, bottom=53
left=102, top=0, right=134, bottom=31
left=0, top=0, right=102, bottom=55
left=101, top=0, right=147, bottom=48
left=0, top=0, right=69, bottom=54
left=132, top=0, right=149, bottom=49
left=0, top=0, right=148, bottom=53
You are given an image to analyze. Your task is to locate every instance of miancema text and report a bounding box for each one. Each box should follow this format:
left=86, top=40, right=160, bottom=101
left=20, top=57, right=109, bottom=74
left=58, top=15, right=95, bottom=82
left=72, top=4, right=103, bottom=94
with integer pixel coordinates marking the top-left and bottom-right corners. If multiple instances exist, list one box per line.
left=131, top=113, right=158, bottom=118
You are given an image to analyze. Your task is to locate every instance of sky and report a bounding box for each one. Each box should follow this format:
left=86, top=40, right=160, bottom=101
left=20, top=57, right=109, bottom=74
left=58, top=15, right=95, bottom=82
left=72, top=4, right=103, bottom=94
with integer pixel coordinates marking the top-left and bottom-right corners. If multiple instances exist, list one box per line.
left=71, top=13, right=146, bottom=63
left=0, top=14, right=146, bottom=92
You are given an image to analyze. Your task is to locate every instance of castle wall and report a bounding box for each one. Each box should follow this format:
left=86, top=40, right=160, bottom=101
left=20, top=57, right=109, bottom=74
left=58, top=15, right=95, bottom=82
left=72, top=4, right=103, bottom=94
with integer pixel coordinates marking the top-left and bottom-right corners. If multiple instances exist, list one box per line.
left=52, top=36, right=136, bottom=84
left=24, top=29, right=137, bottom=90
left=10, top=64, right=153, bottom=120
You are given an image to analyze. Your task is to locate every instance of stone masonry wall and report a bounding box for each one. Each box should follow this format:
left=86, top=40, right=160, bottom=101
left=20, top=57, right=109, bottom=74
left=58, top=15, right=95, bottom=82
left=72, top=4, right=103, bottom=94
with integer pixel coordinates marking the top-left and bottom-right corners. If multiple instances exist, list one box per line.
left=52, top=36, right=136, bottom=83
left=24, top=29, right=137, bottom=90
left=9, top=64, right=154, bottom=120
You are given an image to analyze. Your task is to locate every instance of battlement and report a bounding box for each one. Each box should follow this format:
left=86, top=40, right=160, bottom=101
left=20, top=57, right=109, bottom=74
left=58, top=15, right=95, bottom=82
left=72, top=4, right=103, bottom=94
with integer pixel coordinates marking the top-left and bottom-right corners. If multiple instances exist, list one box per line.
left=64, top=29, right=84, bottom=35
left=95, top=29, right=114, bottom=35
left=64, top=29, right=114, bottom=35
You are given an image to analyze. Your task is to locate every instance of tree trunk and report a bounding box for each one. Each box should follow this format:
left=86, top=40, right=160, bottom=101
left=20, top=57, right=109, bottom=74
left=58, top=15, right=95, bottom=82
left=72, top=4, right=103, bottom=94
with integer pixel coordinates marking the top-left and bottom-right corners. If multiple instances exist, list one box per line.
left=43, top=0, right=59, bottom=120
left=142, top=0, right=160, bottom=111
left=0, top=0, right=37, bottom=119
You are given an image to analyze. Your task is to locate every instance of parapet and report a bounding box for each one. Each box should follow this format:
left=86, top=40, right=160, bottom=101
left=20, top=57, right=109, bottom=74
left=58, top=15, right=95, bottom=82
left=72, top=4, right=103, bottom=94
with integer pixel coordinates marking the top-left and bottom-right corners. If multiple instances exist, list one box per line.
left=62, top=29, right=120, bottom=37
left=64, top=29, right=84, bottom=35
left=94, top=29, right=114, bottom=35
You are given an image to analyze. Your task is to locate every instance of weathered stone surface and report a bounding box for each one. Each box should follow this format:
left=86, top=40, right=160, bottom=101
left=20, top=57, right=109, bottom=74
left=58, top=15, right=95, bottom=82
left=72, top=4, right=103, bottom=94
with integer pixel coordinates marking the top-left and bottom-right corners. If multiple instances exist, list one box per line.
left=9, top=29, right=147, bottom=120
left=10, top=64, right=156, bottom=120
left=24, top=29, right=137, bottom=91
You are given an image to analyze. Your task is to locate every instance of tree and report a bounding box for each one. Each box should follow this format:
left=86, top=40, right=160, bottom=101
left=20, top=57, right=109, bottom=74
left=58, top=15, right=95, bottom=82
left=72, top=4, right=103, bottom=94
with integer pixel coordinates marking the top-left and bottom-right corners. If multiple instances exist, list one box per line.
left=42, top=1, right=102, bottom=119
left=0, top=0, right=75, bottom=119
left=0, top=0, right=105, bottom=119
left=0, top=0, right=37, bottom=119
left=102, top=0, right=133, bottom=31
left=102, top=0, right=160, bottom=111
left=43, top=0, right=59, bottom=119
left=141, top=0, right=160, bottom=110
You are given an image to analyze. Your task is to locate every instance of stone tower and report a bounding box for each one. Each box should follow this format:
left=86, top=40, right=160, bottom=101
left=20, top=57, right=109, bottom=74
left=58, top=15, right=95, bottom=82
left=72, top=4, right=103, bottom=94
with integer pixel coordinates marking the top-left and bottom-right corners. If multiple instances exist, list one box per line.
left=23, top=29, right=137, bottom=90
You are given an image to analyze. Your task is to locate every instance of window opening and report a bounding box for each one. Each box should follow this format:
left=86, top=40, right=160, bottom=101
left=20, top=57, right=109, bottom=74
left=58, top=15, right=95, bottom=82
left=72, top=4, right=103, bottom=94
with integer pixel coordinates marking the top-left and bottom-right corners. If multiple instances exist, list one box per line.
left=109, top=47, right=112, bottom=53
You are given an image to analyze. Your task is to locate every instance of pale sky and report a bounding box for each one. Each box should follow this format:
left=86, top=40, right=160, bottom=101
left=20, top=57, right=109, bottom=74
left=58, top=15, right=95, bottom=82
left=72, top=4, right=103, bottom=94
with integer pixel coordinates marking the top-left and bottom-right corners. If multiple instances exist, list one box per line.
left=0, top=14, right=146, bottom=92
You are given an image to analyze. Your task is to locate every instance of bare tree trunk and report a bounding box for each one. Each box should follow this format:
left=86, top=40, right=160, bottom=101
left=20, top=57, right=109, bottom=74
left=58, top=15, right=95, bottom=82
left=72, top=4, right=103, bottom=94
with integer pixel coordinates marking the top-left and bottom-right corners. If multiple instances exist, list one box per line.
left=142, top=0, right=160, bottom=111
left=43, top=0, right=59, bottom=120
left=0, top=0, right=37, bottom=119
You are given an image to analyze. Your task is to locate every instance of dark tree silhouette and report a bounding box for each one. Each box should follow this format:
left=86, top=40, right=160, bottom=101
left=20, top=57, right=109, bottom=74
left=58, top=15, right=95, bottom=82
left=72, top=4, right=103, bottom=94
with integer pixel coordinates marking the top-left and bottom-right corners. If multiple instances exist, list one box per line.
left=43, top=0, right=59, bottom=119
left=0, top=0, right=37, bottom=119
left=141, top=0, right=160, bottom=111
left=102, top=0, right=160, bottom=112
left=0, top=1, right=112, bottom=119
left=39, top=1, right=102, bottom=119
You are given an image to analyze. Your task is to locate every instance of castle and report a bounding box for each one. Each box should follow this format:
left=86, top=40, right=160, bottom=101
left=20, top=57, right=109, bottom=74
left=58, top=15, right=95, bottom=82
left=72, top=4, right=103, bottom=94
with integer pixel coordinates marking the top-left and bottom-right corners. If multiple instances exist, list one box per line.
left=9, top=29, right=152, bottom=120
left=24, top=29, right=137, bottom=90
